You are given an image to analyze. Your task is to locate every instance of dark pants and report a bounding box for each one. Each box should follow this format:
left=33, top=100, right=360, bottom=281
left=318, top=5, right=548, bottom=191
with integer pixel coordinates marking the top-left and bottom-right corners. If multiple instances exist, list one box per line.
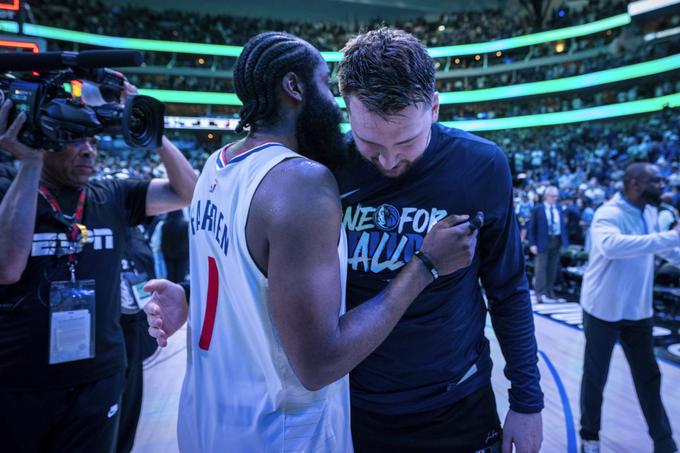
left=117, top=360, right=143, bottom=453
left=0, top=371, right=124, bottom=453
left=117, top=312, right=157, bottom=453
left=534, top=236, right=561, bottom=297
left=580, top=312, right=677, bottom=453
left=351, top=385, right=502, bottom=453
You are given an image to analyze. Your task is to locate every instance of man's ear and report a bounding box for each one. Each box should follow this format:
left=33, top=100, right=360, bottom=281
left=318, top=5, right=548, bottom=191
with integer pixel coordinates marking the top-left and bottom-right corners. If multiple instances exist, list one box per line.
left=281, top=72, right=303, bottom=103
left=431, top=91, right=440, bottom=123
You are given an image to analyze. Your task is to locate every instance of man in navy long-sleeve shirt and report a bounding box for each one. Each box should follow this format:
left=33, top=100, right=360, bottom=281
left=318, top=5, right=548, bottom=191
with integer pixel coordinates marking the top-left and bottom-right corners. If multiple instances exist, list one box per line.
left=334, top=28, right=543, bottom=453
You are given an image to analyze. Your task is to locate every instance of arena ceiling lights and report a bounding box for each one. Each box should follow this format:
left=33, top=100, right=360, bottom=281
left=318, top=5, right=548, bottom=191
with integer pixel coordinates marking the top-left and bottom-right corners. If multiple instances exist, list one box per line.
left=0, top=13, right=630, bottom=61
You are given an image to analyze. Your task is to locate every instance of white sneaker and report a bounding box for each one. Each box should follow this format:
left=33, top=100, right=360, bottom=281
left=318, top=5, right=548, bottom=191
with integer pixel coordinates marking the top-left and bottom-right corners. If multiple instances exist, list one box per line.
left=581, top=439, right=600, bottom=453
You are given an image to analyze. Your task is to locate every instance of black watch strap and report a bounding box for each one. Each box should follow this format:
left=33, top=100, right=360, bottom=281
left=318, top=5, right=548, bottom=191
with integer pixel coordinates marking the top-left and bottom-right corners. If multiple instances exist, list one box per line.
left=414, top=250, right=439, bottom=280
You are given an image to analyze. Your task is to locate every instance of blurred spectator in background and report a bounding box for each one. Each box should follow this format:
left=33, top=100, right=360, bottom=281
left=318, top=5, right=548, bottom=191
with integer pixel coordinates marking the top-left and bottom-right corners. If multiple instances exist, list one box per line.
left=528, top=186, right=569, bottom=303
left=161, top=210, right=189, bottom=283
left=118, top=224, right=158, bottom=453
left=658, top=192, right=679, bottom=232
left=579, top=162, right=680, bottom=453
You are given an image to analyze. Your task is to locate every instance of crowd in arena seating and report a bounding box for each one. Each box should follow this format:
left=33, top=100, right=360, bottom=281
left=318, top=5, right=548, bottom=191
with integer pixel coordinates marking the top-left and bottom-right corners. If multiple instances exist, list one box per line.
left=29, top=0, right=676, bottom=129
left=441, top=78, right=679, bottom=121
left=120, top=31, right=670, bottom=94
left=2, top=105, right=668, bottom=254
left=32, top=0, right=627, bottom=72
left=115, top=33, right=678, bottom=108
left=480, top=108, right=680, bottom=246
left=33, top=0, right=627, bottom=50
left=438, top=36, right=680, bottom=91
left=12, top=1, right=680, bottom=252
left=0, top=98, right=677, bottom=281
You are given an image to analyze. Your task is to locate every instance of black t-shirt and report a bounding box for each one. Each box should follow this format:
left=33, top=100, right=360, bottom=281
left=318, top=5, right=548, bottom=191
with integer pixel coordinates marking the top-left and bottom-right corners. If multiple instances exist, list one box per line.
left=0, top=177, right=149, bottom=390
left=334, top=123, right=543, bottom=415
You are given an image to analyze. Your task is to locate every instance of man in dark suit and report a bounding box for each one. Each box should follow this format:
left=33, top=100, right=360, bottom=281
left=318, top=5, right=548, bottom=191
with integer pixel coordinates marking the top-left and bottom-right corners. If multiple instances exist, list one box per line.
left=528, top=186, right=569, bottom=303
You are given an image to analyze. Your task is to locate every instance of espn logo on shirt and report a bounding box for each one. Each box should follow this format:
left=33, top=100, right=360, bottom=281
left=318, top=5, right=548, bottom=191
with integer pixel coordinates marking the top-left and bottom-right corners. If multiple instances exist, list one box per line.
left=31, top=229, right=114, bottom=257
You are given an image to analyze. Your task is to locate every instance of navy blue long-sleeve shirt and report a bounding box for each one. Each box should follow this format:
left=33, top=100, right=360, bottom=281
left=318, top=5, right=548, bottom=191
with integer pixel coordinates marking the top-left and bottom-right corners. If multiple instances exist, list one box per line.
left=334, top=123, right=543, bottom=415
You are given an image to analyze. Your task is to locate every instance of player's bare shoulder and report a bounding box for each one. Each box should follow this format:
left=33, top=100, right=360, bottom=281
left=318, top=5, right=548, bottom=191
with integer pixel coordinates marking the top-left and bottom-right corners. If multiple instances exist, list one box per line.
left=260, top=157, right=340, bottom=208
left=252, top=157, right=341, bottom=229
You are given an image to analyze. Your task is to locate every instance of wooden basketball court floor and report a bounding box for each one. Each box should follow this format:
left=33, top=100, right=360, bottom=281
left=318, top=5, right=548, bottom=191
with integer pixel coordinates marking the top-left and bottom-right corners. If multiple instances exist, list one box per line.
left=132, top=303, right=680, bottom=452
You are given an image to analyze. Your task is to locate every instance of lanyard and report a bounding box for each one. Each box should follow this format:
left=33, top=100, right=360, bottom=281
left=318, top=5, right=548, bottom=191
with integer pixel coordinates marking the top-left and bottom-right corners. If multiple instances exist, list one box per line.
left=38, top=185, right=87, bottom=282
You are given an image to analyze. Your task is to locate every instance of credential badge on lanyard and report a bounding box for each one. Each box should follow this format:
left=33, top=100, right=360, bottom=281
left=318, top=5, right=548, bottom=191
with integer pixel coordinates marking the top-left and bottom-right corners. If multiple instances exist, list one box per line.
left=39, top=185, right=96, bottom=365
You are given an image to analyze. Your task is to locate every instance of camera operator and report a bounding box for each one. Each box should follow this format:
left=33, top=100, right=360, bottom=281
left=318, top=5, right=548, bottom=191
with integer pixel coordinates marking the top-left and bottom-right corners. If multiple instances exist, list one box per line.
left=0, top=82, right=197, bottom=452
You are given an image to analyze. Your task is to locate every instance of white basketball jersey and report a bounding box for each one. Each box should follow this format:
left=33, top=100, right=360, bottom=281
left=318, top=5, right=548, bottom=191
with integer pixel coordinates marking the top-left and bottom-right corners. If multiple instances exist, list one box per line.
left=178, top=143, right=352, bottom=453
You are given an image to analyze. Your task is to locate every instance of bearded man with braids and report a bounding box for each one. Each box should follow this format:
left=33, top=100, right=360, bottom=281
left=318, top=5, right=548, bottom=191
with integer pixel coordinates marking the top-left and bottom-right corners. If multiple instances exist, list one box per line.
left=143, top=32, right=478, bottom=452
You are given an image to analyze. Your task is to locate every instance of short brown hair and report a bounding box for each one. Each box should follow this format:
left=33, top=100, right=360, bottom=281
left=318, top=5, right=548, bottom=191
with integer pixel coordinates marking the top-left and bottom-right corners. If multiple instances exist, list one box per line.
left=338, top=28, right=435, bottom=118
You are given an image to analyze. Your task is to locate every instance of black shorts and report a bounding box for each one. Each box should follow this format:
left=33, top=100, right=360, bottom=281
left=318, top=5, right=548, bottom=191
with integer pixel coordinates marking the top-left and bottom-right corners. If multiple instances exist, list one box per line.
left=351, top=385, right=502, bottom=453
left=0, top=371, right=124, bottom=453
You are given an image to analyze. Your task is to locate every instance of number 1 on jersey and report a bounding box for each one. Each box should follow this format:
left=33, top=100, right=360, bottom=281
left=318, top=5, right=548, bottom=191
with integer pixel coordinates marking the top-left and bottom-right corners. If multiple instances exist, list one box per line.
left=199, top=256, right=219, bottom=350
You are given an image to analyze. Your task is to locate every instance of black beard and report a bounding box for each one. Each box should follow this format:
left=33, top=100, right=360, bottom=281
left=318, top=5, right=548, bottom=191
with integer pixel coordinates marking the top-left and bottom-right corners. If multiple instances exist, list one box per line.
left=295, top=86, right=347, bottom=170
left=641, top=189, right=662, bottom=207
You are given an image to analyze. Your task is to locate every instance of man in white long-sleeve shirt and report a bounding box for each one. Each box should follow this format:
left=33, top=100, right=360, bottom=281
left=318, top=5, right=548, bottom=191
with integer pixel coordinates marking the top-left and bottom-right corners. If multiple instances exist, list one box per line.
left=579, top=163, right=680, bottom=453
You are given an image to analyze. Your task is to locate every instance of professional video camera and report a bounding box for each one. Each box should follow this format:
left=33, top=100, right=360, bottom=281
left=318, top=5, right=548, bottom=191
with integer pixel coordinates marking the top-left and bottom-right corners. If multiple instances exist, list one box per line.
left=0, top=50, right=164, bottom=150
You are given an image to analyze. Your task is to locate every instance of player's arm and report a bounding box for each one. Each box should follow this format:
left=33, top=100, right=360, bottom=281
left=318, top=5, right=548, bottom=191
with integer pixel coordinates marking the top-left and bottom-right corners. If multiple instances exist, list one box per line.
left=480, top=150, right=543, bottom=414
left=0, top=103, right=43, bottom=284
left=145, top=136, right=198, bottom=216
left=117, top=81, right=196, bottom=217
left=264, top=159, right=474, bottom=390
left=478, top=150, right=542, bottom=452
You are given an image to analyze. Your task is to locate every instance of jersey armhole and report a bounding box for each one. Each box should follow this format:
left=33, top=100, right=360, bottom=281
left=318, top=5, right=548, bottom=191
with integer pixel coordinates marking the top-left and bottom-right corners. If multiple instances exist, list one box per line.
left=241, top=155, right=305, bottom=280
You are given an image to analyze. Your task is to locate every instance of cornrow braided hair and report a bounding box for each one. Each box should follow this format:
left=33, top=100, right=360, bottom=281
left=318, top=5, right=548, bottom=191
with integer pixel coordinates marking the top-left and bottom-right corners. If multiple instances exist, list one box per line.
left=234, top=32, right=317, bottom=133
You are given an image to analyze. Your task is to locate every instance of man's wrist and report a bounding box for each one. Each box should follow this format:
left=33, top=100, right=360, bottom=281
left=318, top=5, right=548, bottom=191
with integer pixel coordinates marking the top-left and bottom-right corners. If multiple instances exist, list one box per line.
left=20, top=154, right=44, bottom=167
left=414, top=250, right=439, bottom=280
left=509, top=401, right=544, bottom=414
left=409, top=252, right=436, bottom=285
